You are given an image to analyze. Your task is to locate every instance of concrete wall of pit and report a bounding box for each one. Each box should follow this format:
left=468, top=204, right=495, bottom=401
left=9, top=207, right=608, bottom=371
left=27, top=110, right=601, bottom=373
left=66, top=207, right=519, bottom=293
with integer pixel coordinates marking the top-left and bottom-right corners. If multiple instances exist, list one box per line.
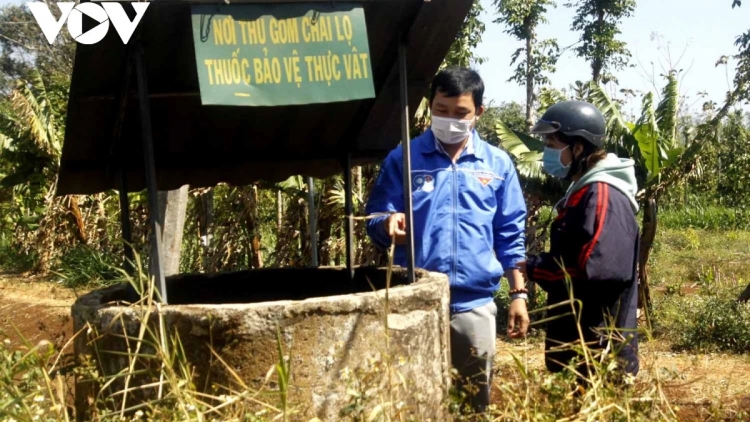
left=71, top=266, right=451, bottom=421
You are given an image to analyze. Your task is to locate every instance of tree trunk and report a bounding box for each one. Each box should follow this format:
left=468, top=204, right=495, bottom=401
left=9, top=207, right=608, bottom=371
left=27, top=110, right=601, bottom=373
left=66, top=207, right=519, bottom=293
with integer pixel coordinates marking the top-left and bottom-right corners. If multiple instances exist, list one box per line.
left=277, top=189, right=283, bottom=232
left=592, top=10, right=605, bottom=83
left=199, top=189, right=214, bottom=271
left=97, top=194, right=108, bottom=248
left=739, top=283, right=750, bottom=303
left=68, top=195, right=87, bottom=244
left=241, top=185, right=263, bottom=269
left=638, top=198, right=657, bottom=329
left=524, top=22, right=535, bottom=133
left=356, top=166, right=363, bottom=201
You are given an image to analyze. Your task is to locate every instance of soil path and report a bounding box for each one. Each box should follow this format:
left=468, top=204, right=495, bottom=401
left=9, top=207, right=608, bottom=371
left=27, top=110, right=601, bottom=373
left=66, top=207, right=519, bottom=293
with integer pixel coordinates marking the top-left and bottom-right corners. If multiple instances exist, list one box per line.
left=0, top=273, right=86, bottom=347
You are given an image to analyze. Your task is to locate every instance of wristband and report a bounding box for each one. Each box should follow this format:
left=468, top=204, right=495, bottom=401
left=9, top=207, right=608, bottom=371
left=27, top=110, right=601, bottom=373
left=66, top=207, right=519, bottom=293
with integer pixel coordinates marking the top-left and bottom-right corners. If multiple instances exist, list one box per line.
left=510, top=293, right=528, bottom=301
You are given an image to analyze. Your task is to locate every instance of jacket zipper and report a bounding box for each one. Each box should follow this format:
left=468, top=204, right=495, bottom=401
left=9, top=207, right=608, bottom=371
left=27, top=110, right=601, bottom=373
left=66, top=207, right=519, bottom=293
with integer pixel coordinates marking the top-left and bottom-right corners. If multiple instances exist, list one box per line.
left=451, top=163, right=458, bottom=283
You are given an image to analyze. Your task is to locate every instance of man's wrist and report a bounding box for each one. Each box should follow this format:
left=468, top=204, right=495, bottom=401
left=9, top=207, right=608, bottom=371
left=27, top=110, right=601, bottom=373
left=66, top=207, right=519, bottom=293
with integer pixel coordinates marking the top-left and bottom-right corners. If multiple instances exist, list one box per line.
left=505, top=268, right=524, bottom=287
left=510, top=292, right=528, bottom=302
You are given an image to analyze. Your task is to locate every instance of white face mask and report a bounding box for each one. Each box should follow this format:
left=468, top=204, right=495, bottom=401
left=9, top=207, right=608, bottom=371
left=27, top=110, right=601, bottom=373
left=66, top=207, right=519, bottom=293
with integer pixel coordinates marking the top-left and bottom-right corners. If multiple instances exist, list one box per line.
left=431, top=115, right=474, bottom=145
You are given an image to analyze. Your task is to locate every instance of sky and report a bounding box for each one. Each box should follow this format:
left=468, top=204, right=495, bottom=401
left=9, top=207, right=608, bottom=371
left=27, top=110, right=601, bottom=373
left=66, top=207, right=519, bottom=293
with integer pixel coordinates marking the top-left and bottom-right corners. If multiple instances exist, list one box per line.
left=1, top=0, right=748, bottom=115
left=474, top=0, right=750, bottom=115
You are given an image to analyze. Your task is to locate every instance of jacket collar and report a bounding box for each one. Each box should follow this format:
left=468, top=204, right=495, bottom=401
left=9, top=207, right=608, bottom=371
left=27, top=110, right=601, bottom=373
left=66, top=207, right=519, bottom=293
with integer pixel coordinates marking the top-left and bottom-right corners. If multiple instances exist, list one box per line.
left=421, top=129, right=485, bottom=160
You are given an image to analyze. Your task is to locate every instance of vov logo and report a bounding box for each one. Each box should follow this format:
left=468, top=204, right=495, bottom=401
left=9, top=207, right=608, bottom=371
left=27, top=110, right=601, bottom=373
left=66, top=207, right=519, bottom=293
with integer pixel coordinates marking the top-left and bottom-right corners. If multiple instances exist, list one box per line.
left=27, top=1, right=150, bottom=45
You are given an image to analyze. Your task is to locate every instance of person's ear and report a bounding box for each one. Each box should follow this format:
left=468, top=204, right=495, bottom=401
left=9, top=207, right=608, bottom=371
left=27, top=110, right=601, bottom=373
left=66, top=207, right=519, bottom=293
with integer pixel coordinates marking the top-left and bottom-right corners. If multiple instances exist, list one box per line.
left=475, top=105, right=485, bottom=119
left=573, top=143, right=585, bottom=158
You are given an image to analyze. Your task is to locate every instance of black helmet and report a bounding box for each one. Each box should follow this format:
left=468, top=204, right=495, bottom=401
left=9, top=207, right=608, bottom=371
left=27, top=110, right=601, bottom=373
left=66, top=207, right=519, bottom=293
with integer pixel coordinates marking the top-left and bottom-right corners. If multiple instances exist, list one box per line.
left=530, top=100, right=607, bottom=148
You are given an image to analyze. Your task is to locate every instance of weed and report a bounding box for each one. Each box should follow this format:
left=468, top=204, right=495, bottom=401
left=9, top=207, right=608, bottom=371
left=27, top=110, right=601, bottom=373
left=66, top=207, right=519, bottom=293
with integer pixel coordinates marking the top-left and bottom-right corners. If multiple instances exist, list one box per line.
left=54, top=245, right=123, bottom=289
left=654, top=285, right=750, bottom=354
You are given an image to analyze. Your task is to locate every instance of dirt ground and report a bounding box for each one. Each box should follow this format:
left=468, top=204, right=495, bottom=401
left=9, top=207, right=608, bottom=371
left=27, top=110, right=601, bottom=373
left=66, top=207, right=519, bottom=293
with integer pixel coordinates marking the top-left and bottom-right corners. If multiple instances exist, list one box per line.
left=495, top=338, right=750, bottom=421
left=0, top=272, right=85, bottom=347
left=2, top=273, right=749, bottom=421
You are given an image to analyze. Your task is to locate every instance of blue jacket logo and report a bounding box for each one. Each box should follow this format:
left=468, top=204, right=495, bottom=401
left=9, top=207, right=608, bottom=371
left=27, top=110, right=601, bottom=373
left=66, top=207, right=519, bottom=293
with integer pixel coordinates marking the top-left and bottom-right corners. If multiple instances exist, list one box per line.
left=413, top=174, right=434, bottom=192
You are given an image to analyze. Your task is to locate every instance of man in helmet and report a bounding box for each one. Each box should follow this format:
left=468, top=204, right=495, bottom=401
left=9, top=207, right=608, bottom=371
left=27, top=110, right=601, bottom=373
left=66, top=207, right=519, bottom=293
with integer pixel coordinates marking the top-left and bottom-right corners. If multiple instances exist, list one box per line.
left=520, top=100, right=640, bottom=381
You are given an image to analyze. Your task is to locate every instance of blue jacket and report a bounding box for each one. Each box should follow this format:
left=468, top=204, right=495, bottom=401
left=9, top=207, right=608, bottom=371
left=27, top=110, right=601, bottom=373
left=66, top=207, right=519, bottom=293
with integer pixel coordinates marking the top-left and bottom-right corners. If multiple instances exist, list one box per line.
left=365, top=129, right=527, bottom=313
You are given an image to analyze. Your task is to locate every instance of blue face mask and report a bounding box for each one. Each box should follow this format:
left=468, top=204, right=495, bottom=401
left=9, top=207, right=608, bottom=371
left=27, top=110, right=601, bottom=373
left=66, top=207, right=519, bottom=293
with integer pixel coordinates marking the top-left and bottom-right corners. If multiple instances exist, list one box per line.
left=542, top=145, right=571, bottom=178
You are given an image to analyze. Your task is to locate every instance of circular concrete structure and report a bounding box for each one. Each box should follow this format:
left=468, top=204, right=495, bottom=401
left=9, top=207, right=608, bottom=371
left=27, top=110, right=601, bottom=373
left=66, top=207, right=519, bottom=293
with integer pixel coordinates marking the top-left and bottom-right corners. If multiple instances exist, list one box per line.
left=72, top=266, right=451, bottom=421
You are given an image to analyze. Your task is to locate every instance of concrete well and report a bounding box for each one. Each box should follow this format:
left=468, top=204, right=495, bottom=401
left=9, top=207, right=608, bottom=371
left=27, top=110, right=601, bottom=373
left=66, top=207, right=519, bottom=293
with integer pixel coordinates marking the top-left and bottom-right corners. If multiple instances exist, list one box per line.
left=72, top=266, right=451, bottom=421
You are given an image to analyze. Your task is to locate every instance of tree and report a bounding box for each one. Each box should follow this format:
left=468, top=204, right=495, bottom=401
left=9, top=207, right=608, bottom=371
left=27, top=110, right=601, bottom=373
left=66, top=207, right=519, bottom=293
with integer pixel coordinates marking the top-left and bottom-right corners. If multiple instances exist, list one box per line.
left=565, top=0, right=636, bottom=84
left=414, top=0, right=486, bottom=133
left=443, top=0, right=487, bottom=69
left=0, top=4, right=74, bottom=94
left=494, top=0, right=559, bottom=131
left=475, top=101, right=526, bottom=146
left=715, top=111, right=750, bottom=208
left=725, top=3, right=750, bottom=110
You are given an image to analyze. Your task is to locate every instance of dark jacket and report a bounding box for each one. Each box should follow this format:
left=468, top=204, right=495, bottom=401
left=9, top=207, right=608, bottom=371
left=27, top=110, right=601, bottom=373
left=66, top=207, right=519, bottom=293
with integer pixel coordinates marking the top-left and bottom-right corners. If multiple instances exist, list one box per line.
left=526, top=157, right=640, bottom=377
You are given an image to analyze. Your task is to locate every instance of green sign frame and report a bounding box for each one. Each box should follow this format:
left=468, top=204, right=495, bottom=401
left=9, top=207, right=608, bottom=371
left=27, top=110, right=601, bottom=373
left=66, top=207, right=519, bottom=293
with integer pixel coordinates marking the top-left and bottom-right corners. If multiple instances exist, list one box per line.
left=190, top=3, right=375, bottom=106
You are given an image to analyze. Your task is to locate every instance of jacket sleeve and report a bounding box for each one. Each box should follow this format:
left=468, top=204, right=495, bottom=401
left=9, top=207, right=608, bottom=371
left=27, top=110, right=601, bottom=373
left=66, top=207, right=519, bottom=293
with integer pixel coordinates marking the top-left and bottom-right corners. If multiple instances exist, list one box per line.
left=364, top=151, right=403, bottom=249
left=493, top=162, right=527, bottom=270
left=527, top=182, right=636, bottom=288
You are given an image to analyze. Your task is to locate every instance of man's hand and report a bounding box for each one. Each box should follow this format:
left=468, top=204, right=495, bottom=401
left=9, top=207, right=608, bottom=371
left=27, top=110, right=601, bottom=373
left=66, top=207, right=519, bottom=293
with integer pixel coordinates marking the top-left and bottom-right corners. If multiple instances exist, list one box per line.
left=384, top=213, right=406, bottom=245
left=506, top=267, right=530, bottom=339
left=507, top=298, right=530, bottom=339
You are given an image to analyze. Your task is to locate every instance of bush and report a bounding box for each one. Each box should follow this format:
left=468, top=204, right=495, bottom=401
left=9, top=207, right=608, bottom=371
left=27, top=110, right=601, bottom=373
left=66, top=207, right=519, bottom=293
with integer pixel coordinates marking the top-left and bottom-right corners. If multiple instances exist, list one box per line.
left=0, top=235, right=39, bottom=272
left=653, top=286, right=750, bottom=354
left=53, top=245, right=124, bottom=288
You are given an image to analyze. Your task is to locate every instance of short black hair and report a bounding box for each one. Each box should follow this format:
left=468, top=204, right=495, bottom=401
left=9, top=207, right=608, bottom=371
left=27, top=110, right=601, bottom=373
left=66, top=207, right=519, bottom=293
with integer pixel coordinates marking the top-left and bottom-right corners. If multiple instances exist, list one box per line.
left=429, top=67, right=484, bottom=111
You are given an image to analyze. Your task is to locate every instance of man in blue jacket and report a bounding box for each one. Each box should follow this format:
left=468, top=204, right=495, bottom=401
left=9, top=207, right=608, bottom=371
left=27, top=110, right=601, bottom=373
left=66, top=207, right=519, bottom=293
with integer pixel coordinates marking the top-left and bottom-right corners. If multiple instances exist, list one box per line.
left=365, top=67, right=529, bottom=411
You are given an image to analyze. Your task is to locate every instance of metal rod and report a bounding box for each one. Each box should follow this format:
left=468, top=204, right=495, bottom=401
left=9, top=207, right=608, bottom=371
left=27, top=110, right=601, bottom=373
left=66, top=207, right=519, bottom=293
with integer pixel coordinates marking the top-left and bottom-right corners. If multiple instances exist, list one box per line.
left=118, top=172, right=135, bottom=275
left=110, top=47, right=135, bottom=275
left=398, top=37, right=415, bottom=284
left=134, top=43, right=168, bottom=304
left=343, top=154, right=355, bottom=280
left=307, top=176, right=319, bottom=267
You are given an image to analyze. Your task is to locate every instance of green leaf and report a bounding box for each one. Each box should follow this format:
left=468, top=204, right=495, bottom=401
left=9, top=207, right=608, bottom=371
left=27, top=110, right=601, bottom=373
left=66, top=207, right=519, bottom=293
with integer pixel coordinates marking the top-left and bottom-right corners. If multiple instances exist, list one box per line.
left=495, top=121, right=545, bottom=179
left=512, top=129, right=545, bottom=152
left=655, top=71, right=679, bottom=149
left=1, top=172, right=29, bottom=188
left=586, top=81, right=633, bottom=144
left=634, top=93, right=661, bottom=178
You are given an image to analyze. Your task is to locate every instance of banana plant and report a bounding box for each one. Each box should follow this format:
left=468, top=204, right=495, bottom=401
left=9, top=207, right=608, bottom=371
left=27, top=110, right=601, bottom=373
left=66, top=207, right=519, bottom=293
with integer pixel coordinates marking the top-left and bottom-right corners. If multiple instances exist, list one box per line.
left=587, top=70, right=700, bottom=200
left=497, top=70, right=696, bottom=202
left=495, top=120, right=545, bottom=179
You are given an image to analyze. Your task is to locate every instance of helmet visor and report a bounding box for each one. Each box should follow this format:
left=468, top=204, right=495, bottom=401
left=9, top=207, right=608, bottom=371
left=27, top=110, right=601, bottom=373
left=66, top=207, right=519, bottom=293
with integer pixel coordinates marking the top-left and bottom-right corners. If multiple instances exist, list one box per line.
left=530, top=119, right=561, bottom=135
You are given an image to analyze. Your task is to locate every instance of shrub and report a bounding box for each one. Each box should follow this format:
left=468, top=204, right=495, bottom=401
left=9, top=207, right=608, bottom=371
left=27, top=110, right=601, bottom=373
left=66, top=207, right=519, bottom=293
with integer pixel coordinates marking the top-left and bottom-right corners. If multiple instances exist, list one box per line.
left=653, top=286, right=750, bottom=354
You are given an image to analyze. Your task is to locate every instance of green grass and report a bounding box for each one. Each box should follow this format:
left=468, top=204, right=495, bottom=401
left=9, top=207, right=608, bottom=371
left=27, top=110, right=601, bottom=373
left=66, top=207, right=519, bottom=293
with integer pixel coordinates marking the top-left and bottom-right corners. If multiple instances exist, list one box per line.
left=53, top=245, right=125, bottom=289
left=649, top=228, right=750, bottom=354
left=648, top=228, right=750, bottom=290
left=658, top=206, right=750, bottom=231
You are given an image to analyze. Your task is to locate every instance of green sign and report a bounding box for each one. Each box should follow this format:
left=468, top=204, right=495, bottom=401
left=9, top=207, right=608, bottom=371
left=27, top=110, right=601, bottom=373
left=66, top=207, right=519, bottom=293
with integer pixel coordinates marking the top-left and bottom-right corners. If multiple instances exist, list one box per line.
left=190, top=3, right=375, bottom=106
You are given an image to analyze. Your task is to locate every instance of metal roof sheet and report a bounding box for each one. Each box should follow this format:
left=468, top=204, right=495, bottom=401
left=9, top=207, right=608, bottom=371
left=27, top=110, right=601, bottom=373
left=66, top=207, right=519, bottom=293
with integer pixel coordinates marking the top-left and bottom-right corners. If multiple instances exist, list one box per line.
left=56, top=0, right=473, bottom=195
